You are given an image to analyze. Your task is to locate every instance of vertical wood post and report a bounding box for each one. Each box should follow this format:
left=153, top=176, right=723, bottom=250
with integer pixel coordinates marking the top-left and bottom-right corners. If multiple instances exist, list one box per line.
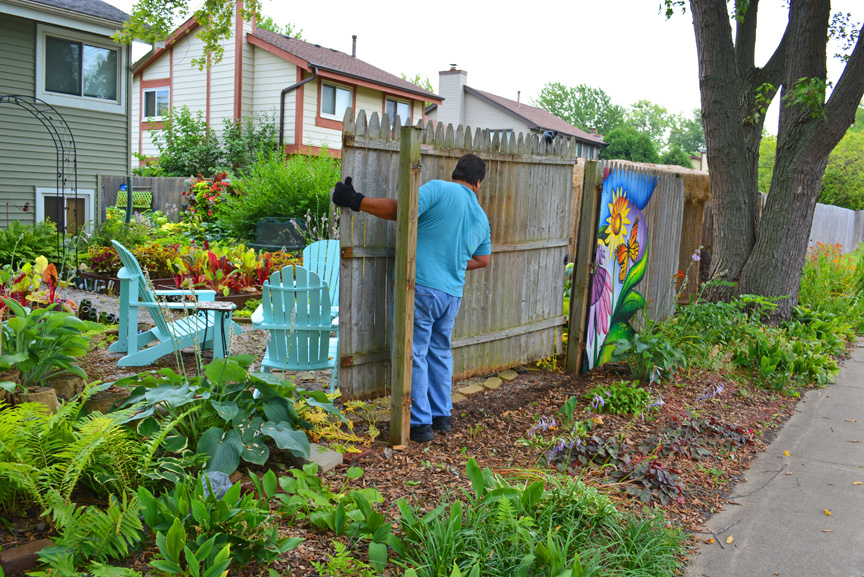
left=566, top=161, right=601, bottom=374
left=390, top=126, right=423, bottom=446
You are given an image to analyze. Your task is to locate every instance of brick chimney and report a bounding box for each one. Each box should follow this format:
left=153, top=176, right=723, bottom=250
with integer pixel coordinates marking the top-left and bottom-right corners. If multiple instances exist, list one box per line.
left=589, top=127, right=597, bottom=135
left=436, top=65, right=467, bottom=127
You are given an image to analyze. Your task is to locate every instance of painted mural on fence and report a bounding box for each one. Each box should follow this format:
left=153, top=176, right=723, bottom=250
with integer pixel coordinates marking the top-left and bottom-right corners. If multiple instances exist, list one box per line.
left=587, top=168, right=659, bottom=369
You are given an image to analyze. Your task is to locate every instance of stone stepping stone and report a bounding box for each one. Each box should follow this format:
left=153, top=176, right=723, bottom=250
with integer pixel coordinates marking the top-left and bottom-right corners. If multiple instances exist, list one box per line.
left=457, top=384, right=485, bottom=396
left=498, top=369, right=519, bottom=381
left=451, top=393, right=467, bottom=403
left=483, top=377, right=503, bottom=390
left=289, top=442, right=343, bottom=473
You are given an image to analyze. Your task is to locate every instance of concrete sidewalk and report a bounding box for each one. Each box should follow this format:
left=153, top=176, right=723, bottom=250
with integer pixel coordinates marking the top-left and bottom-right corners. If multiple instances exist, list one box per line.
left=687, top=342, right=864, bottom=577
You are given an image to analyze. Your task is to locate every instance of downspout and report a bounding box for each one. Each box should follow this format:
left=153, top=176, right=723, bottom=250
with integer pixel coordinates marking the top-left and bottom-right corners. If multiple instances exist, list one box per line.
left=279, top=65, right=318, bottom=150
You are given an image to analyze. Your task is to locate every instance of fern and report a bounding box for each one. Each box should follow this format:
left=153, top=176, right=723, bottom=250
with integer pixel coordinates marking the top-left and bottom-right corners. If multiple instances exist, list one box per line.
left=45, top=489, right=144, bottom=564
left=496, top=498, right=516, bottom=524
left=88, top=564, right=143, bottom=577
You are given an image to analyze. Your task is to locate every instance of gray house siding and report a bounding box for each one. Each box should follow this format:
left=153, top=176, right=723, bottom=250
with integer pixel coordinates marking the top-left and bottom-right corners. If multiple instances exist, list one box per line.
left=0, top=14, right=129, bottom=229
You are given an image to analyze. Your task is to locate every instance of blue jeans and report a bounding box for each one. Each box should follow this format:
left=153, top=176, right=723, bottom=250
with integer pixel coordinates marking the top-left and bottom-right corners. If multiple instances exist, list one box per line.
left=410, top=284, right=462, bottom=426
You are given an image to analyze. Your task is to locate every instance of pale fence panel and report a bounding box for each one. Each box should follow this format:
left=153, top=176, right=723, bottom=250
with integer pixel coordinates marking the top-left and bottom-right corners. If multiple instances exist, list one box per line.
left=594, top=160, right=685, bottom=322
left=339, top=111, right=576, bottom=400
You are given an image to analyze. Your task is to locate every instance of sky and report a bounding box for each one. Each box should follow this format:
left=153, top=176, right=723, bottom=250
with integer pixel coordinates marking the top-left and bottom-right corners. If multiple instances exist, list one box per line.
left=106, top=0, right=860, bottom=135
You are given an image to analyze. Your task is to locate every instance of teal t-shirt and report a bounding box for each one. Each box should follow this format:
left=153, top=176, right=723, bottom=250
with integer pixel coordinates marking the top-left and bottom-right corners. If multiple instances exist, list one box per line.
left=415, top=180, right=491, bottom=297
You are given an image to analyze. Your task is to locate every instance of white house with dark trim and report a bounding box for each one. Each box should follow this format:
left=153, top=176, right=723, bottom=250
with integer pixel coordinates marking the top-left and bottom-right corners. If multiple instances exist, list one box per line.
left=132, top=9, right=442, bottom=164
left=426, top=67, right=606, bottom=159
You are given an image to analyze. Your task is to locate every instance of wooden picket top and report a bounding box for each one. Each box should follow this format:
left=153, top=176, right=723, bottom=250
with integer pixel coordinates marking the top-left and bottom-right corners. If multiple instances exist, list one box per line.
left=338, top=109, right=577, bottom=401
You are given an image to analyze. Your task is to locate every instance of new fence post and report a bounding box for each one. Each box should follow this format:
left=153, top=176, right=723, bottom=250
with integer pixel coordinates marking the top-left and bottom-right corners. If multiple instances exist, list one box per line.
left=390, top=125, right=423, bottom=446
left=566, top=161, right=601, bottom=374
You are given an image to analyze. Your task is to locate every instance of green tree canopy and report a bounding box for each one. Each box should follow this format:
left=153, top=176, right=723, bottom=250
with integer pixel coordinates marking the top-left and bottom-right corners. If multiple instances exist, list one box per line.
left=599, top=125, right=660, bottom=163
left=115, top=0, right=262, bottom=69
left=668, top=109, right=706, bottom=155
left=533, top=82, right=626, bottom=136
left=660, top=145, right=695, bottom=169
left=626, top=100, right=673, bottom=146
left=256, top=15, right=304, bottom=39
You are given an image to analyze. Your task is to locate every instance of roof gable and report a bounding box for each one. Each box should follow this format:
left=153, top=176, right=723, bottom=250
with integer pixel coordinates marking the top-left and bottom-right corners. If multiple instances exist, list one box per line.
left=250, top=29, right=441, bottom=102
left=464, top=86, right=605, bottom=146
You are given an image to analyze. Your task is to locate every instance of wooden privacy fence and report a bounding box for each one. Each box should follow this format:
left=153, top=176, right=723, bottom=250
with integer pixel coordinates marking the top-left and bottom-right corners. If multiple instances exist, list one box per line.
left=100, top=176, right=187, bottom=221
left=338, top=110, right=578, bottom=401
left=567, top=160, right=685, bottom=372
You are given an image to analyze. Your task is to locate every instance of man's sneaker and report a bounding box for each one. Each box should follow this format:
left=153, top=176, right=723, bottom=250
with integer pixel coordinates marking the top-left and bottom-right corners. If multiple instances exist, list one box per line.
left=409, top=424, right=434, bottom=442
left=432, top=416, right=451, bottom=432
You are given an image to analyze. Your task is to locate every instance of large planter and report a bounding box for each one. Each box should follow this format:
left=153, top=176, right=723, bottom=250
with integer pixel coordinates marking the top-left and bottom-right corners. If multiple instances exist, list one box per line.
left=84, top=387, right=131, bottom=414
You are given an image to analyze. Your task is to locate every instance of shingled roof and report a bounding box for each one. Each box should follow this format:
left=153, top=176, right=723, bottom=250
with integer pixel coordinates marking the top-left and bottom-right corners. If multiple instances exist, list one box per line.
left=460, top=86, right=605, bottom=146
left=23, top=0, right=129, bottom=24
left=250, top=29, right=440, bottom=102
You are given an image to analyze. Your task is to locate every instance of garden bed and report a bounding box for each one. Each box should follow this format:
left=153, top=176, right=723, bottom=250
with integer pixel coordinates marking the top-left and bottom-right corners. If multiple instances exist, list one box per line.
left=0, top=345, right=809, bottom=576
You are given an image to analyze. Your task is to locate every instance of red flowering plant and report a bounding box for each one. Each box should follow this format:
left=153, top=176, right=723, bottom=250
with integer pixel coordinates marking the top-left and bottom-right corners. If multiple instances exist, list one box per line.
left=182, top=172, right=236, bottom=223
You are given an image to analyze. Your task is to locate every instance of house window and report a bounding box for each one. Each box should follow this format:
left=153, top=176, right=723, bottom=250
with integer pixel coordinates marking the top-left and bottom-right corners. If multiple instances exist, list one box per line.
left=35, top=188, right=95, bottom=234
left=321, top=83, right=352, bottom=120
left=385, top=98, right=411, bottom=126
left=44, top=36, right=118, bottom=101
left=143, top=88, right=170, bottom=120
left=36, top=25, right=125, bottom=114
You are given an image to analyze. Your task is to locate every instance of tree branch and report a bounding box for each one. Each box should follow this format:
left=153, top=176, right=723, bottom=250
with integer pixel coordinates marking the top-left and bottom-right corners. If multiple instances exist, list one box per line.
left=824, top=27, right=864, bottom=148
left=735, top=0, right=760, bottom=77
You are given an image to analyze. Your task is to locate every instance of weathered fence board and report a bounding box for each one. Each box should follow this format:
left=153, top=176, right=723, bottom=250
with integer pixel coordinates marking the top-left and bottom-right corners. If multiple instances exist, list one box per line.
left=339, top=111, right=576, bottom=401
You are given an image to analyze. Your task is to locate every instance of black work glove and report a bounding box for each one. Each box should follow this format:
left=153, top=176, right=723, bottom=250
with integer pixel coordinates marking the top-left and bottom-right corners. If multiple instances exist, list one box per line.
left=332, top=177, right=365, bottom=212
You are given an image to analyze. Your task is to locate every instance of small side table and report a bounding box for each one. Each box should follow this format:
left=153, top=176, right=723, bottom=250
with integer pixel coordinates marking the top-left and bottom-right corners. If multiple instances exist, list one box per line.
left=194, top=301, right=236, bottom=358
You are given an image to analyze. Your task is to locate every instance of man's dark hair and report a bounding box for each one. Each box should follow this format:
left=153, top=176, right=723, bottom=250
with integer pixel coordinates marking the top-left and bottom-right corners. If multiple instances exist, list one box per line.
left=451, top=154, right=486, bottom=185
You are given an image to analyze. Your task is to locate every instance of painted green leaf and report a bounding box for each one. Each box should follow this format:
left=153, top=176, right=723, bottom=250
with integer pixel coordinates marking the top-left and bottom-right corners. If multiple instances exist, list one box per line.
left=596, top=321, right=632, bottom=367
left=610, top=290, right=647, bottom=328
left=619, top=237, right=650, bottom=302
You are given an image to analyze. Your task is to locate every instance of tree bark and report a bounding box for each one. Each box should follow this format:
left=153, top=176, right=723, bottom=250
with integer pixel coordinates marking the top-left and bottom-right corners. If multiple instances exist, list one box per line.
left=738, top=0, right=864, bottom=319
left=690, top=0, right=764, bottom=300
left=689, top=0, right=863, bottom=320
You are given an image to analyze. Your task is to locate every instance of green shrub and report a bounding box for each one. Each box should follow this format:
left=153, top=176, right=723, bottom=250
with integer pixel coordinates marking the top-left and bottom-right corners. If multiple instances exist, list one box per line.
left=216, top=149, right=340, bottom=241
left=585, top=380, right=651, bottom=415
left=0, top=220, right=61, bottom=266
left=150, top=106, right=225, bottom=177
left=610, top=330, right=686, bottom=383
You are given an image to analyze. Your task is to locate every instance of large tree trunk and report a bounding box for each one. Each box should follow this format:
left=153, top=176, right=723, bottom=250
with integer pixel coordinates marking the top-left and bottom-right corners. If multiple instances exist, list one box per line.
left=689, top=0, right=864, bottom=320
left=738, top=0, right=864, bottom=319
left=691, top=0, right=760, bottom=301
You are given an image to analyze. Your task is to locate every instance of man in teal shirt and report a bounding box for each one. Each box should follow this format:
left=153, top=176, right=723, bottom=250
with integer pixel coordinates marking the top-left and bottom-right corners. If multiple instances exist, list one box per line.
left=333, top=154, right=491, bottom=442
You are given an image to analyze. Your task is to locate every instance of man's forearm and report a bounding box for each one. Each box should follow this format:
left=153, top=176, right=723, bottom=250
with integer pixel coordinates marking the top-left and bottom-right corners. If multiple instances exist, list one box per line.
left=359, top=197, right=398, bottom=221
left=466, top=254, right=490, bottom=270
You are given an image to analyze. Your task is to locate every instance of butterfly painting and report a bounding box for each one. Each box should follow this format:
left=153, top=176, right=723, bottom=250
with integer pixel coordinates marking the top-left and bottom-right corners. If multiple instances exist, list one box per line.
left=614, top=216, right=640, bottom=283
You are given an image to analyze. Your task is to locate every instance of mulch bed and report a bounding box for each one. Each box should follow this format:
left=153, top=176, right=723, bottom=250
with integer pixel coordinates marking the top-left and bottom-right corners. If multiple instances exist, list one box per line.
left=2, top=341, right=822, bottom=575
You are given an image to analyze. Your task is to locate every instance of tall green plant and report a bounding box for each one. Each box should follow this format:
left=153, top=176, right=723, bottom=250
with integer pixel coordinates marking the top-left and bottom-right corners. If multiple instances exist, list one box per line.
left=0, top=298, right=101, bottom=392
left=216, top=149, right=340, bottom=241
left=150, top=106, right=224, bottom=177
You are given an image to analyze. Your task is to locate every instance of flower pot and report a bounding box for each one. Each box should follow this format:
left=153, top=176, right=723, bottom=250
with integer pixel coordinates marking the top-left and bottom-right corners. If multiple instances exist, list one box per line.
left=45, top=372, right=86, bottom=400
left=18, top=387, right=60, bottom=413
left=84, top=387, right=131, bottom=414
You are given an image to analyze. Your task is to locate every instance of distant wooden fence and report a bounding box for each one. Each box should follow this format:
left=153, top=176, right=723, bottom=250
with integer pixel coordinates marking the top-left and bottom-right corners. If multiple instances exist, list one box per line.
left=338, top=111, right=578, bottom=400
left=100, top=176, right=187, bottom=221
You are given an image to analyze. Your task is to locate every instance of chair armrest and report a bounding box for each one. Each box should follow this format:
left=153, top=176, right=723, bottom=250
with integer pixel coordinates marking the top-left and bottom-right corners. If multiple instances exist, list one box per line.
left=154, top=289, right=217, bottom=301
left=250, top=304, right=265, bottom=327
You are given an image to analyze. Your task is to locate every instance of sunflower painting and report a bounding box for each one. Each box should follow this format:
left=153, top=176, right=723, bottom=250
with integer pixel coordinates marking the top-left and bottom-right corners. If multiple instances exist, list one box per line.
left=586, top=169, right=658, bottom=369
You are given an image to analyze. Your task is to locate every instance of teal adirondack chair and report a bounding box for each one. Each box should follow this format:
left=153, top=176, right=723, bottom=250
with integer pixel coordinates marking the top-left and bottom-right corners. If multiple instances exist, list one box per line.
left=302, top=240, right=339, bottom=319
left=108, top=240, right=242, bottom=367
left=251, top=265, right=339, bottom=392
